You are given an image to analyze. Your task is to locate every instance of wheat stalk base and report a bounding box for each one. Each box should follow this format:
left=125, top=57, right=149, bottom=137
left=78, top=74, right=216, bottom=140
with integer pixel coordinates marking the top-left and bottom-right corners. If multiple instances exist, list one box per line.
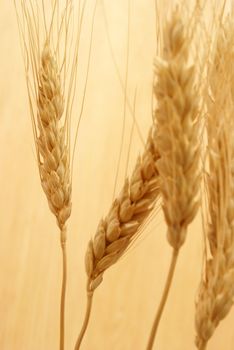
left=146, top=248, right=179, bottom=350
left=60, top=228, right=67, bottom=350
left=74, top=285, right=93, bottom=350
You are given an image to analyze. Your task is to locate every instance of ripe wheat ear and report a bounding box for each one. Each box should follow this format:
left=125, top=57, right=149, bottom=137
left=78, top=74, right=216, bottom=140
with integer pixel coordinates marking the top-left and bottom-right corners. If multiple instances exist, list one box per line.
left=74, top=127, right=160, bottom=349
left=14, top=1, right=80, bottom=349
left=146, top=8, right=201, bottom=349
left=195, top=16, right=234, bottom=350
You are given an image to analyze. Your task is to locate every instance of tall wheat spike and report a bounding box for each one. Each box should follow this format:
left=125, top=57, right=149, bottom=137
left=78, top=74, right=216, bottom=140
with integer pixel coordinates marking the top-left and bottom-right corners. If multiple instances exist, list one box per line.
left=14, top=1, right=80, bottom=349
left=195, top=17, right=234, bottom=350
left=146, top=8, right=201, bottom=349
left=74, top=126, right=160, bottom=349
left=85, top=128, right=160, bottom=291
left=38, top=42, right=71, bottom=232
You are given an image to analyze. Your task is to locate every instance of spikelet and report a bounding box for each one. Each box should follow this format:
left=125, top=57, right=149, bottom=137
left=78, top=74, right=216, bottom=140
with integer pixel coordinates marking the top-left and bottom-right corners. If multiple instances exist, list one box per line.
left=85, top=128, right=160, bottom=292
left=154, top=10, right=201, bottom=250
left=195, top=17, right=234, bottom=349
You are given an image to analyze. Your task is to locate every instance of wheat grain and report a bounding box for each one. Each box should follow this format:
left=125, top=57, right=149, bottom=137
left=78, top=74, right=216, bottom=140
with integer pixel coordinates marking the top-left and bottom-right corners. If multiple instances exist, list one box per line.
left=195, top=17, right=234, bottom=350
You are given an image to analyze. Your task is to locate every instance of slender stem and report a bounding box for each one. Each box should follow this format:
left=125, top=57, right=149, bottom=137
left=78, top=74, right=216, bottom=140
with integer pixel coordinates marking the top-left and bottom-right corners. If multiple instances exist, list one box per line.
left=146, top=248, right=179, bottom=350
left=198, top=340, right=207, bottom=350
left=74, top=286, right=94, bottom=350
left=60, top=227, right=67, bottom=350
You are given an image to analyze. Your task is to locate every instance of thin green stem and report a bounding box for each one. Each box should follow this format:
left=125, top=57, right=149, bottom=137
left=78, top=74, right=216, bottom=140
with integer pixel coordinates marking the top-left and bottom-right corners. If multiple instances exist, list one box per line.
left=74, top=286, right=93, bottom=350
left=60, top=227, right=67, bottom=350
left=146, top=248, right=179, bottom=350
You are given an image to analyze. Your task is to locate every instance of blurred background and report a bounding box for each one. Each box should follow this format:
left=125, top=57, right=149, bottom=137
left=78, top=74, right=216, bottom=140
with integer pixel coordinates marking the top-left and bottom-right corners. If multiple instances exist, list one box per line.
left=0, top=1, right=234, bottom=349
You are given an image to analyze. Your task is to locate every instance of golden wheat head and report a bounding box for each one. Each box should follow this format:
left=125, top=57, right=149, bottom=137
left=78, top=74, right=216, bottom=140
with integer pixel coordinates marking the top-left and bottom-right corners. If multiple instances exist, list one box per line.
left=37, top=43, right=71, bottom=231
left=195, top=17, right=234, bottom=350
left=85, top=128, right=160, bottom=292
left=15, top=0, right=80, bottom=234
left=154, top=10, right=201, bottom=250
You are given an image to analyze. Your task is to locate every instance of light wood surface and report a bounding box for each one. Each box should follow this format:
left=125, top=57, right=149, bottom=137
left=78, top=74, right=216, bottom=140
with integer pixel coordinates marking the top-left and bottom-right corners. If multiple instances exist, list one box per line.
left=1, top=1, right=234, bottom=349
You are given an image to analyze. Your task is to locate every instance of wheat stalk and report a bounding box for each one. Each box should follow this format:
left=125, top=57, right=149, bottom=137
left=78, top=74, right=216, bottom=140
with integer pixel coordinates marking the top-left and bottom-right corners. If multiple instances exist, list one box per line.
left=146, top=8, right=201, bottom=349
left=14, top=1, right=80, bottom=349
left=74, top=127, right=160, bottom=349
left=37, top=43, right=71, bottom=350
left=195, top=17, right=234, bottom=350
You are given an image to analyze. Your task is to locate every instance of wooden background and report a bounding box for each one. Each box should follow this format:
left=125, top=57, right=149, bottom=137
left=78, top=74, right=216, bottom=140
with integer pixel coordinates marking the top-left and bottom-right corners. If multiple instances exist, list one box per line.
left=1, top=1, right=234, bottom=349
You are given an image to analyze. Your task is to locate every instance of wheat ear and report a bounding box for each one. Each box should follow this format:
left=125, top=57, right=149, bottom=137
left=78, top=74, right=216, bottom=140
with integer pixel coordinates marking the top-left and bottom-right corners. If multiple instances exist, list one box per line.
left=14, top=1, right=80, bottom=348
left=38, top=43, right=71, bottom=350
left=74, top=127, right=160, bottom=349
left=38, top=43, right=72, bottom=231
left=147, top=9, right=201, bottom=349
left=195, top=17, right=234, bottom=349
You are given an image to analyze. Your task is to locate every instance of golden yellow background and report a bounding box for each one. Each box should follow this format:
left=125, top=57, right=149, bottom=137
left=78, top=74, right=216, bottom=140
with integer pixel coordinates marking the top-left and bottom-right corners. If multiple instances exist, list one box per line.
left=1, top=1, right=234, bottom=349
